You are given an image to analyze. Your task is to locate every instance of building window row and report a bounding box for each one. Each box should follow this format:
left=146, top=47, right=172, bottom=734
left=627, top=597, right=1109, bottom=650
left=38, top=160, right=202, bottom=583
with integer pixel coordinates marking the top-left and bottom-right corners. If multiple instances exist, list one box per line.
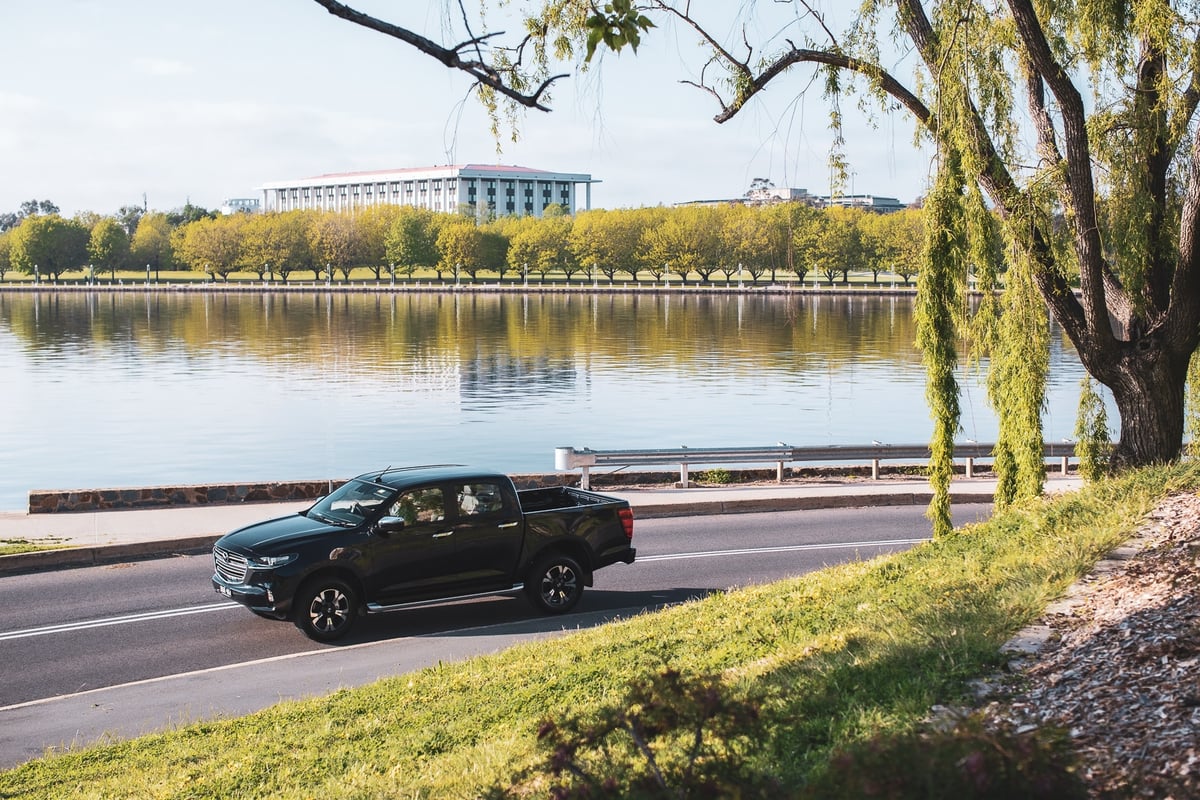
left=266, top=173, right=585, bottom=217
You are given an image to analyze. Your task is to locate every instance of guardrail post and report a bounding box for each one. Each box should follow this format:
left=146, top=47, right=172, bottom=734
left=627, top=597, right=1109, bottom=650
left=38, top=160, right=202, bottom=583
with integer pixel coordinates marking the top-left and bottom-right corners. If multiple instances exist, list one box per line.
left=580, top=466, right=591, bottom=490
left=1061, top=455, right=1069, bottom=475
left=776, top=461, right=784, bottom=483
left=680, top=462, right=690, bottom=489
left=871, top=458, right=880, bottom=480
left=966, top=457, right=975, bottom=479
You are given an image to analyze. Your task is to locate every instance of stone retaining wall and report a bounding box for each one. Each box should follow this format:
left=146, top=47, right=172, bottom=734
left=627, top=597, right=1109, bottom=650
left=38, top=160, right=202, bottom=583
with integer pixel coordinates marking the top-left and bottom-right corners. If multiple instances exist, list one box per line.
left=27, top=480, right=343, bottom=514
left=26, top=471, right=609, bottom=514
left=25, top=466, right=885, bottom=514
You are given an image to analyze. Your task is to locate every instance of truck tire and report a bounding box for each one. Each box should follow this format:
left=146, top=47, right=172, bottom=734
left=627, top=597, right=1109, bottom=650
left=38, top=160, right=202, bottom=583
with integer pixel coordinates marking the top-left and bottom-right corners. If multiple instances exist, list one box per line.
left=294, top=576, right=359, bottom=641
left=526, top=553, right=584, bottom=614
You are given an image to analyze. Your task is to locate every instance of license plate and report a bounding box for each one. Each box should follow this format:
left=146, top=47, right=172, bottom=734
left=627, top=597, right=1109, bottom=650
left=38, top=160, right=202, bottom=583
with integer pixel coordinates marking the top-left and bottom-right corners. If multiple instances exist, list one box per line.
left=217, top=585, right=232, bottom=597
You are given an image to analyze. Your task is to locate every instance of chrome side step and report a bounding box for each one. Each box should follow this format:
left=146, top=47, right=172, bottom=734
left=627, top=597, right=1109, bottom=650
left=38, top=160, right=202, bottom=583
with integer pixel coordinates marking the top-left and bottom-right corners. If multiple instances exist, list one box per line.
left=366, top=584, right=525, bottom=614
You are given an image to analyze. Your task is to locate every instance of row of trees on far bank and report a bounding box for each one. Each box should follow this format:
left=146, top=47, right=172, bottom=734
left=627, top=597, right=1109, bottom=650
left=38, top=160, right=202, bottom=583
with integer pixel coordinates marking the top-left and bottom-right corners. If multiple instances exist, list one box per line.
left=0, top=200, right=927, bottom=286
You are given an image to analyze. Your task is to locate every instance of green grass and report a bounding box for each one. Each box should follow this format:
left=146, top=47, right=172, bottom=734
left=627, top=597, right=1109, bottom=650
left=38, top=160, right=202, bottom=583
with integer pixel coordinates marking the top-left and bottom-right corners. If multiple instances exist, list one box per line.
left=3, top=464, right=1192, bottom=798
left=0, top=537, right=69, bottom=556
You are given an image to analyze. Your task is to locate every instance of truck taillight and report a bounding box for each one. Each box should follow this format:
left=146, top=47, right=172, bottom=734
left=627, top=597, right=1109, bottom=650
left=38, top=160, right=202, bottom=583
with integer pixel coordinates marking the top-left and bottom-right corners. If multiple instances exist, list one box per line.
left=619, top=507, right=634, bottom=540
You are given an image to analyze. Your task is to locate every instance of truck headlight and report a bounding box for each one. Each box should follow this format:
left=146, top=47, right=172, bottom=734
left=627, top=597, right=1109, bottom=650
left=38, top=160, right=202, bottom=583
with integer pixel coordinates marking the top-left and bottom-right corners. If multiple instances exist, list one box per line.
left=247, top=553, right=298, bottom=569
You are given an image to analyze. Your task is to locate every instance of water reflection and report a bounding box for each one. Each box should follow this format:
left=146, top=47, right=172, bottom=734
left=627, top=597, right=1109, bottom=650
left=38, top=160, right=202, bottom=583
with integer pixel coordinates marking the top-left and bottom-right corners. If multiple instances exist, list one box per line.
left=0, top=290, right=1090, bottom=508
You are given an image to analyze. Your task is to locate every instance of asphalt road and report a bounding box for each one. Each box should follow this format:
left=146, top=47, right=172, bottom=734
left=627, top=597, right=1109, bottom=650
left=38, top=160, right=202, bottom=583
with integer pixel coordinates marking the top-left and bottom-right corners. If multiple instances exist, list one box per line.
left=0, top=504, right=989, bottom=769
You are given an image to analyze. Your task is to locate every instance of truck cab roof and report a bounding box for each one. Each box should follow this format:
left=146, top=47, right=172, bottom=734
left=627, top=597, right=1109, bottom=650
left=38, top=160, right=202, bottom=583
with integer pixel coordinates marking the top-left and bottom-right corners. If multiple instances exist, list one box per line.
left=357, top=465, right=507, bottom=491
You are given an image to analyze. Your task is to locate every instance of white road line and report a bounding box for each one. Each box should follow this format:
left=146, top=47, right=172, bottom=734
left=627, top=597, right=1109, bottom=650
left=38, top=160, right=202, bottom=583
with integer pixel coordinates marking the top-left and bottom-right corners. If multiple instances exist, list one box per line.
left=0, top=538, right=927, bottom=642
left=0, top=602, right=238, bottom=641
left=636, top=537, right=927, bottom=563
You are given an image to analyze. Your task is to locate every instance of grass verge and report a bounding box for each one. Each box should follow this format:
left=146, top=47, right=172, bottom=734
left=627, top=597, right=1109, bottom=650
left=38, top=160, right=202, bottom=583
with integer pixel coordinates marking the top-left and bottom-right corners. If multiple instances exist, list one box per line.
left=0, top=537, right=69, bottom=556
left=3, top=464, right=1193, bottom=798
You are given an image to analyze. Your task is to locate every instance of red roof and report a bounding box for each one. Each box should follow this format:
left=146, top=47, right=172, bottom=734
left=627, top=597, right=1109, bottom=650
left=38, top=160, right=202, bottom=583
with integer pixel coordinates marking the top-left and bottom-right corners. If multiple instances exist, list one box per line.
left=300, top=164, right=554, bottom=181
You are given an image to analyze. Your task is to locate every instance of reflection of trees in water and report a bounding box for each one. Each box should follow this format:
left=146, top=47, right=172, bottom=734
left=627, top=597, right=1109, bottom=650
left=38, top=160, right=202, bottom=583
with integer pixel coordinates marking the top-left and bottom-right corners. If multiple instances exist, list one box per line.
left=2, top=290, right=1038, bottom=382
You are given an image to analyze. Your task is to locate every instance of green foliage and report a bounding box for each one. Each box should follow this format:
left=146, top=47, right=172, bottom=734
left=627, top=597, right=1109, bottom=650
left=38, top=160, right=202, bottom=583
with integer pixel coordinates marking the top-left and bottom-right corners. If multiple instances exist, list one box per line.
left=584, top=0, right=655, bottom=62
left=1189, top=350, right=1200, bottom=458
left=384, top=206, right=440, bottom=278
left=307, top=211, right=364, bottom=279
left=164, top=201, right=215, bottom=227
left=5, top=200, right=930, bottom=288
left=570, top=208, right=643, bottom=280
left=803, top=717, right=1086, bottom=799
left=0, top=536, right=69, bottom=556
left=9, top=214, right=90, bottom=280
left=698, top=468, right=732, bottom=485
left=172, top=215, right=247, bottom=280
left=436, top=219, right=485, bottom=280
left=88, top=218, right=130, bottom=279
left=988, top=250, right=1050, bottom=507
left=0, top=229, right=11, bottom=280
left=155, top=201, right=919, bottom=286
left=1075, top=377, right=1112, bottom=479
left=129, top=212, right=175, bottom=276
left=916, top=159, right=966, bottom=538
left=241, top=211, right=313, bottom=281
left=493, top=669, right=778, bottom=799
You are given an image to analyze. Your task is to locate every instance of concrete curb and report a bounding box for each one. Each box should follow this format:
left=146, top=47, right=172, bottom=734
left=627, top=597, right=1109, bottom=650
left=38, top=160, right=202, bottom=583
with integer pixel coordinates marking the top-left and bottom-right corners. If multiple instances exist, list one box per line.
left=632, top=491, right=969, bottom=518
left=0, top=490, right=998, bottom=576
left=0, top=536, right=220, bottom=575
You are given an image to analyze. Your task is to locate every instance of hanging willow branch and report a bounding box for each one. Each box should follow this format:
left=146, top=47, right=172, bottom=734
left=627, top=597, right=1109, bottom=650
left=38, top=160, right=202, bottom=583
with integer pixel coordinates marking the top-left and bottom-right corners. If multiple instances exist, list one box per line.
left=916, top=155, right=967, bottom=538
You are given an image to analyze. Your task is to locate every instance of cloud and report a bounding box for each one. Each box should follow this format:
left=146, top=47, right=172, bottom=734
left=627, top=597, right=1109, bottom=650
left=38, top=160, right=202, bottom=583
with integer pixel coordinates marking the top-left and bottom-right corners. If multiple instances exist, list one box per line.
left=131, top=57, right=194, bottom=78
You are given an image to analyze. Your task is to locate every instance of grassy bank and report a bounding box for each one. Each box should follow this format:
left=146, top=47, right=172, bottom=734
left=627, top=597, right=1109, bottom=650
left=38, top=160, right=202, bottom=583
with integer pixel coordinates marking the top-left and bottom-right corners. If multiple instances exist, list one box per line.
left=4, top=465, right=1192, bottom=798
left=0, top=537, right=68, bottom=557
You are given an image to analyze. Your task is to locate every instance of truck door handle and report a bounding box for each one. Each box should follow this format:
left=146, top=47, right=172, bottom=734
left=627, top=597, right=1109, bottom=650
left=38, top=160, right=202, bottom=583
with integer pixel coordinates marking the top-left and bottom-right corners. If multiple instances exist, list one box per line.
left=498, top=521, right=519, bottom=529
left=432, top=531, right=454, bottom=538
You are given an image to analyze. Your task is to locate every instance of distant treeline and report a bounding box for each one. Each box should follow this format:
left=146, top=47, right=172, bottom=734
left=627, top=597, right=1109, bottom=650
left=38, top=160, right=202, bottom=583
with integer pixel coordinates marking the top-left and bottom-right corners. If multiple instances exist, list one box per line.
left=0, top=201, right=926, bottom=286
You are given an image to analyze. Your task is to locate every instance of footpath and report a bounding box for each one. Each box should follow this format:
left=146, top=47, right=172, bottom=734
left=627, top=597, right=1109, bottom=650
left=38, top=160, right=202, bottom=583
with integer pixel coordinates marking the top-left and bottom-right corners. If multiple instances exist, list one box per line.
left=0, top=475, right=1084, bottom=575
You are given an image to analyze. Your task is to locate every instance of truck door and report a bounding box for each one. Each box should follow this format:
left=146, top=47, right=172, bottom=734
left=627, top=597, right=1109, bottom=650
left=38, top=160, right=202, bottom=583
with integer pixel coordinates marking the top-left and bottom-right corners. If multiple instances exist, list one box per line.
left=448, top=480, right=524, bottom=589
left=367, top=486, right=458, bottom=601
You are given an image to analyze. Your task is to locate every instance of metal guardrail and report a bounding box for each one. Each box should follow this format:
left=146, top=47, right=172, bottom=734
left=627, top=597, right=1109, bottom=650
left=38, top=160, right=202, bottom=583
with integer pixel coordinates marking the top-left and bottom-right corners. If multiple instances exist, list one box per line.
left=554, top=442, right=1078, bottom=489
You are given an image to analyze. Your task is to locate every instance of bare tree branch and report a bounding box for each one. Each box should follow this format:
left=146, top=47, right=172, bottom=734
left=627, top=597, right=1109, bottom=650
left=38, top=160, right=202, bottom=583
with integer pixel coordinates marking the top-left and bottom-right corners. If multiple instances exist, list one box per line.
left=310, top=0, right=567, bottom=111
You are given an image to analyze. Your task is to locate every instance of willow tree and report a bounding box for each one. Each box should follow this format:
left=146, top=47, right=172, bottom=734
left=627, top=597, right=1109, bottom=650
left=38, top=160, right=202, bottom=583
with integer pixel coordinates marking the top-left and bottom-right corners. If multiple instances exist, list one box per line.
left=313, top=0, right=1200, bottom=534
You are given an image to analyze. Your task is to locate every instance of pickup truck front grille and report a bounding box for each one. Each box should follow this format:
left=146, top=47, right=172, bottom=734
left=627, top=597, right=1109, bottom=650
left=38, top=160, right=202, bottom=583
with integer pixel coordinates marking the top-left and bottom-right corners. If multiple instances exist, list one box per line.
left=213, top=546, right=248, bottom=583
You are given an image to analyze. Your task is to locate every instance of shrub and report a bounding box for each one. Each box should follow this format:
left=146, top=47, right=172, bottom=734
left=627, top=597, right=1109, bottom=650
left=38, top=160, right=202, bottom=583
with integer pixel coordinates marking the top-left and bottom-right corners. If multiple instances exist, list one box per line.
left=699, top=468, right=733, bottom=485
left=491, top=668, right=784, bottom=798
left=801, top=717, right=1086, bottom=799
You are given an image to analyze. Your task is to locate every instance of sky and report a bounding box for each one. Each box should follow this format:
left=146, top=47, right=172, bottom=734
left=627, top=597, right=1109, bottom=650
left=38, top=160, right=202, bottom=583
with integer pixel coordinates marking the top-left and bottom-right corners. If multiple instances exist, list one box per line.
left=1, top=1, right=935, bottom=218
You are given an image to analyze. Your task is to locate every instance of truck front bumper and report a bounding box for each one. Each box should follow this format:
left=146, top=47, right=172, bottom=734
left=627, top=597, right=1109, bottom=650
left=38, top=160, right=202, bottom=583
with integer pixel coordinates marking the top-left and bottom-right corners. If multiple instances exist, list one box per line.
left=212, top=574, right=288, bottom=618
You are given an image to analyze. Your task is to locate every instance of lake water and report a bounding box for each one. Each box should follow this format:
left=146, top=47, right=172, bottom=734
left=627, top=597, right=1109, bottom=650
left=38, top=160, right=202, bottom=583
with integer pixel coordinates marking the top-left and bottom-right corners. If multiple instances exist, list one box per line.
left=0, top=289, right=1097, bottom=510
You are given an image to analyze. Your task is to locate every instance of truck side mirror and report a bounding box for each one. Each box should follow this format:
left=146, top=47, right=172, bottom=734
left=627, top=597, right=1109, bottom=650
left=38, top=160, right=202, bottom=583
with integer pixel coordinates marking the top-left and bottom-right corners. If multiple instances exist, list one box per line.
left=374, top=515, right=407, bottom=536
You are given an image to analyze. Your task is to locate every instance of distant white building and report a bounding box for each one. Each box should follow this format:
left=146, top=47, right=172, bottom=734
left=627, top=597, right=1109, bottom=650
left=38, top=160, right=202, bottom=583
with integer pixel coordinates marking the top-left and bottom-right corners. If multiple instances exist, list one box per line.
left=219, top=198, right=261, bottom=215
left=745, top=186, right=815, bottom=205
left=818, top=194, right=906, bottom=213
left=260, top=164, right=596, bottom=217
left=679, top=186, right=820, bottom=208
left=679, top=186, right=907, bottom=213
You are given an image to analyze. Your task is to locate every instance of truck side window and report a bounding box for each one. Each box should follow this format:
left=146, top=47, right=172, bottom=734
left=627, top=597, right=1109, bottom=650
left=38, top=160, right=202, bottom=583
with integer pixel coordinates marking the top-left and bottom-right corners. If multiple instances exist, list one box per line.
left=390, top=487, right=445, bottom=524
left=457, top=483, right=503, bottom=516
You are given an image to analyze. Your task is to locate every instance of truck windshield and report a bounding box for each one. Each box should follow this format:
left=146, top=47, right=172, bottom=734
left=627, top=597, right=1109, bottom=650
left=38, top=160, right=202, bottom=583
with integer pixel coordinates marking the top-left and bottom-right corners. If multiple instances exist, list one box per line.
left=307, top=479, right=394, bottom=527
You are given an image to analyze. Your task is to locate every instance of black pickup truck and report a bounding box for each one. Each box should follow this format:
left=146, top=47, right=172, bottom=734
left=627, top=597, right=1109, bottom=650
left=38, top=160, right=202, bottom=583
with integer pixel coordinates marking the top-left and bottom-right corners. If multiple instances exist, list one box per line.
left=212, top=465, right=636, bottom=641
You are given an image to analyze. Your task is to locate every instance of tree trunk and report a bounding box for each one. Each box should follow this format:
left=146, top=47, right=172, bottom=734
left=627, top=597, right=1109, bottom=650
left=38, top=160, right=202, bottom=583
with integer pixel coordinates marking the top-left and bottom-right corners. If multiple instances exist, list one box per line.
left=1102, top=343, right=1188, bottom=468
